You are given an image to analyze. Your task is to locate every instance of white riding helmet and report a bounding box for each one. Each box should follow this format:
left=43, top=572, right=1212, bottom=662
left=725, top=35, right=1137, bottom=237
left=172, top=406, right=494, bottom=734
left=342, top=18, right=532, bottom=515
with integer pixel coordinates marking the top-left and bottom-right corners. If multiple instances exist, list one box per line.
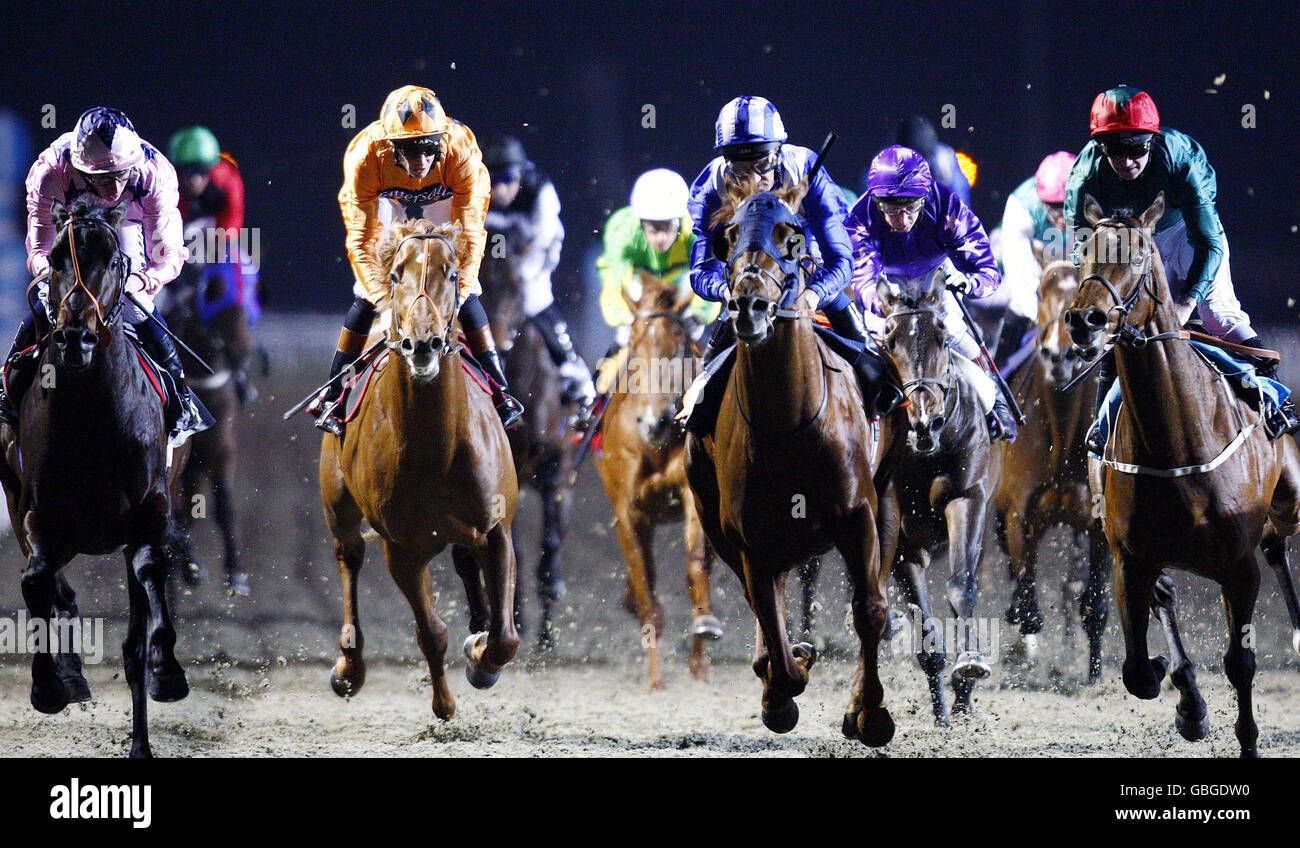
left=71, top=107, right=146, bottom=173
left=630, top=168, right=689, bottom=222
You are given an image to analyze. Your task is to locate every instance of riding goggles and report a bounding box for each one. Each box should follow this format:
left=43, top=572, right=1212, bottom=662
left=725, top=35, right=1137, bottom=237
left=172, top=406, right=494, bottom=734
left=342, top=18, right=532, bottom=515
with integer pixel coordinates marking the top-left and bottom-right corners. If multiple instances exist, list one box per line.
left=392, top=135, right=444, bottom=159
left=1098, top=134, right=1154, bottom=159
left=725, top=152, right=779, bottom=179
left=874, top=195, right=926, bottom=215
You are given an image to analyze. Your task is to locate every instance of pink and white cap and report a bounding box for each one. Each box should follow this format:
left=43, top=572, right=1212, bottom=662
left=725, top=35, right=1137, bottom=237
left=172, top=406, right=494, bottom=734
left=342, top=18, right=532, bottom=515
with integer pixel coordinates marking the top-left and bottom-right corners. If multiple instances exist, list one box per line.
left=70, top=107, right=145, bottom=173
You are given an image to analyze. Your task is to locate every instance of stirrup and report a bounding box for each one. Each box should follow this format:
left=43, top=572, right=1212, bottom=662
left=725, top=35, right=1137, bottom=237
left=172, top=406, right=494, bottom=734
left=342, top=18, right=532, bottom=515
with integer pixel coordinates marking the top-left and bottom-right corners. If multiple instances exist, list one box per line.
left=1263, top=400, right=1300, bottom=440
left=313, top=397, right=345, bottom=437
left=496, top=393, right=524, bottom=429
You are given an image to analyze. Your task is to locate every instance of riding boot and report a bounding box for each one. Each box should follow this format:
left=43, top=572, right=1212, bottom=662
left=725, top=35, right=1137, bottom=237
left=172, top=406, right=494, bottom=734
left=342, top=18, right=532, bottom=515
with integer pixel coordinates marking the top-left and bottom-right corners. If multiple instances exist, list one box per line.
left=1086, top=351, right=1117, bottom=454
left=464, top=325, right=524, bottom=429
left=136, top=316, right=212, bottom=442
left=993, top=313, right=1033, bottom=373
left=0, top=314, right=40, bottom=425
left=532, top=304, right=594, bottom=406
left=700, top=315, right=733, bottom=366
left=989, top=394, right=1018, bottom=442
left=312, top=297, right=375, bottom=437
left=825, top=296, right=904, bottom=417
left=1240, top=334, right=1300, bottom=437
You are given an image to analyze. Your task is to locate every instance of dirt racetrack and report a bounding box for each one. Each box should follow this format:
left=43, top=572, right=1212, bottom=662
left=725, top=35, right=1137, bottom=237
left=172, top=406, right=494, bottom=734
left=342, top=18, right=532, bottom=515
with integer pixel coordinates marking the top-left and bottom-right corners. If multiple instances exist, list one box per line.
left=1, top=315, right=1298, bottom=757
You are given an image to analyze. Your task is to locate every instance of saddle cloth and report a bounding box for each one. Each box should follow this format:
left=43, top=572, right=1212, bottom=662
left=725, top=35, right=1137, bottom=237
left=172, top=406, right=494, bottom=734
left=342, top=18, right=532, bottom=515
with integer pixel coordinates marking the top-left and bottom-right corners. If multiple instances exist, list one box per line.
left=329, top=341, right=495, bottom=426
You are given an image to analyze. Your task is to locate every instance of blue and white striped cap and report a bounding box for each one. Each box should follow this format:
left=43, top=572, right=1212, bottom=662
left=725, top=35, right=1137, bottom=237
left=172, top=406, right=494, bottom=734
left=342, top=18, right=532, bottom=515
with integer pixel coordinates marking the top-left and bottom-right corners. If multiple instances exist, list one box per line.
left=714, top=96, right=788, bottom=151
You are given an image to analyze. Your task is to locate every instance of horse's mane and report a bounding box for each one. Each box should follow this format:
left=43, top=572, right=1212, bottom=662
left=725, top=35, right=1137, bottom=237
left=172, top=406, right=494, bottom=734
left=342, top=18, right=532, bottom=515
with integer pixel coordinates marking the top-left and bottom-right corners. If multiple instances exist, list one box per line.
left=708, top=168, right=807, bottom=230
left=377, top=219, right=462, bottom=276
left=50, top=197, right=122, bottom=262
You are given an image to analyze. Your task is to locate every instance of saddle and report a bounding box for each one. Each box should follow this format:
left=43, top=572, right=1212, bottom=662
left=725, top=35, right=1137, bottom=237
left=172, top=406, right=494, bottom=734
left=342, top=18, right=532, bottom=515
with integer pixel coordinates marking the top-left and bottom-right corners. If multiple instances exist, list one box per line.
left=324, top=340, right=496, bottom=428
left=1090, top=340, right=1293, bottom=455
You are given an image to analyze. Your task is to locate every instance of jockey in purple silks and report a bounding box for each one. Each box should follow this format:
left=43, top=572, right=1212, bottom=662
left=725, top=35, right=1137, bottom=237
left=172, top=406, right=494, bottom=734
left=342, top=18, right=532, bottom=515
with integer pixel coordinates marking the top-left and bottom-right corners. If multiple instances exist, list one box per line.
left=847, top=144, right=1018, bottom=442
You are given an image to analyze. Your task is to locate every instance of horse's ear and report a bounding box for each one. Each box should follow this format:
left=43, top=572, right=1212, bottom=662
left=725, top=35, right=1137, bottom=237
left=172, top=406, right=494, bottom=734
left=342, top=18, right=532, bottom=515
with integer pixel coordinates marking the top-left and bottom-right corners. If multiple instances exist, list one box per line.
left=1031, top=239, right=1047, bottom=268
left=50, top=198, right=69, bottom=231
left=925, top=265, right=947, bottom=300
left=876, top=278, right=898, bottom=312
left=776, top=177, right=809, bottom=213
left=1139, top=192, right=1165, bottom=232
left=712, top=223, right=736, bottom=264
left=103, top=203, right=128, bottom=228
left=1082, top=193, right=1104, bottom=227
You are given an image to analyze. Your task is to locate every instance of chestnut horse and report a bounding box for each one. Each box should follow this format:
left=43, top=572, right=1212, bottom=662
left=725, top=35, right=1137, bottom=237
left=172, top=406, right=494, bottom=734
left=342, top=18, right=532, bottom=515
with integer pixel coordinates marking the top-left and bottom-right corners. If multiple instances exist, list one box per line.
left=596, top=275, right=718, bottom=689
left=1066, top=193, right=1300, bottom=757
left=994, top=252, right=1107, bottom=681
left=0, top=201, right=191, bottom=757
left=874, top=267, right=999, bottom=726
left=685, top=186, right=896, bottom=746
left=321, top=220, right=520, bottom=720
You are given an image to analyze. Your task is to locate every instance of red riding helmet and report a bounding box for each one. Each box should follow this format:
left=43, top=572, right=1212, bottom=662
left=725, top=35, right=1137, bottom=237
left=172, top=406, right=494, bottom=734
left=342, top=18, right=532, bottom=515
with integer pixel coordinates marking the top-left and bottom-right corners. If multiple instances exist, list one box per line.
left=1089, top=85, right=1161, bottom=136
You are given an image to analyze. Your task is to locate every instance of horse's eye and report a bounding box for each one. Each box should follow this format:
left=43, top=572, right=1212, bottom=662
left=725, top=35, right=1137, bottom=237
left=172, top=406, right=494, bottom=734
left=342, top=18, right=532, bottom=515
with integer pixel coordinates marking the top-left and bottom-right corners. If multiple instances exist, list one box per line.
left=1131, top=250, right=1145, bottom=266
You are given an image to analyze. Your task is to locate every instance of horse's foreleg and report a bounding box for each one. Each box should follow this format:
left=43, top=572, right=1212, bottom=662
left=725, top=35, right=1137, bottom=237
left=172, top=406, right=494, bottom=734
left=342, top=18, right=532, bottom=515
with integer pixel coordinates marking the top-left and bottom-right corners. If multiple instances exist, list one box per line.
left=123, top=560, right=151, bottom=758
left=386, top=543, right=454, bottom=720
left=464, top=521, right=519, bottom=687
left=745, top=560, right=811, bottom=734
left=1080, top=523, right=1110, bottom=684
left=1151, top=575, right=1208, bottom=742
left=52, top=573, right=91, bottom=702
left=1003, top=507, right=1044, bottom=656
left=945, top=495, right=991, bottom=706
left=614, top=505, right=666, bottom=689
left=1116, top=553, right=1166, bottom=700
left=323, top=473, right=366, bottom=698
left=537, top=470, right=573, bottom=646
left=684, top=501, right=720, bottom=682
left=894, top=552, right=949, bottom=727
left=129, top=540, right=188, bottom=703
left=20, top=540, right=70, bottom=714
left=797, top=556, right=821, bottom=645
left=453, top=544, right=490, bottom=634
left=837, top=509, right=895, bottom=747
left=1221, top=561, right=1262, bottom=758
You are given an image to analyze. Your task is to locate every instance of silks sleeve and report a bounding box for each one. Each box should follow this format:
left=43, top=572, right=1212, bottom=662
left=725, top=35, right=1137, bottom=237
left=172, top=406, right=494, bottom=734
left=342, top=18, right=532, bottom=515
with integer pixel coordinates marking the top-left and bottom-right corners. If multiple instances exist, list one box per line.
left=338, top=129, right=387, bottom=304
left=442, top=122, right=492, bottom=294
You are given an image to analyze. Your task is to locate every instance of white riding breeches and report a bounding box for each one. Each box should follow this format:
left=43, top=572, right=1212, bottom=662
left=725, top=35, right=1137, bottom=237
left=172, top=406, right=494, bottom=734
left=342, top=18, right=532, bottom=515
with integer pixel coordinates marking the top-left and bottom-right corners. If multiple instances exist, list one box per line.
left=1153, top=218, right=1253, bottom=343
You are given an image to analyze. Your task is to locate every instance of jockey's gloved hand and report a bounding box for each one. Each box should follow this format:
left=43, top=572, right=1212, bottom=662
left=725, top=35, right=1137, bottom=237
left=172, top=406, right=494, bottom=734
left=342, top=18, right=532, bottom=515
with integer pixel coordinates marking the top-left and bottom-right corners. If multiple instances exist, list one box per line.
left=944, top=269, right=972, bottom=295
left=559, top=358, right=596, bottom=406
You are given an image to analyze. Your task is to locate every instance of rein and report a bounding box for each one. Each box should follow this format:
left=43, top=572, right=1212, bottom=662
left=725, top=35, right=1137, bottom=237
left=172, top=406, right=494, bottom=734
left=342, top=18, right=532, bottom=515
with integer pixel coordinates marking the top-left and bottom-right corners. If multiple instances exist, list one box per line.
left=56, top=216, right=126, bottom=349
left=885, top=305, right=957, bottom=417
left=385, top=231, right=461, bottom=358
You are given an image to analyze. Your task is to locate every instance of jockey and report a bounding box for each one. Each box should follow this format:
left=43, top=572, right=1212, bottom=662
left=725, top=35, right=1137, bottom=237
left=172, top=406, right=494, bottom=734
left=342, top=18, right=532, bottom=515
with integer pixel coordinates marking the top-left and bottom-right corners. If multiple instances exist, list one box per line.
left=0, top=107, right=207, bottom=440
left=168, top=125, right=258, bottom=404
left=480, top=135, right=593, bottom=406
left=577, top=168, right=717, bottom=427
left=314, top=85, right=522, bottom=435
left=847, top=145, right=1019, bottom=441
left=689, top=96, right=897, bottom=416
left=1066, top=85, right=1299, bottom=443
left=996, top=151, right=1076, bottom=364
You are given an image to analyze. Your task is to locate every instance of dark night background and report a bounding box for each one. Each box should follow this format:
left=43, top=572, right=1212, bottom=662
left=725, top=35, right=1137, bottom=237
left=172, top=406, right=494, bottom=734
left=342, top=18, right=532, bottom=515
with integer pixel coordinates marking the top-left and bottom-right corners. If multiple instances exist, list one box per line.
left=4, top=0, right=1299, bottom=329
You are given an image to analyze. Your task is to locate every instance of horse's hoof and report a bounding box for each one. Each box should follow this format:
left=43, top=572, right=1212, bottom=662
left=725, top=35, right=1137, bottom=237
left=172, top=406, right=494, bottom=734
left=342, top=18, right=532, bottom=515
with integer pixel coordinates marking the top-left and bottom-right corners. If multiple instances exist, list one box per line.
left=691, top=615, right=724, bottom=641
left=31, top=682, right=69, bottom=715
left=129, top=743, right=153, bottom=759
left=226, top=570, right=251, bottom=597
left=463, top=634, right=500, bottom=690
left=1292, top=628, right=1300, bottom=658
left=935, top=714, right=952, bottom=729
left=885, top=608, right=909, bottom=640
left=1150, top=655, right=1170, bottom=682
left=841, top=711, right=860, bottom=740
left=329, top=668, right=359, bottom=698
left=1240, top=747, right=1260, bottom=759
left=1176, top=706, right=1210, bottom=742
left=791, top=641, right=818, bottom=670
left=761, top=698, right=799, bottom=734
left=61, top=674, right=92, bottom=703
left=148, top=670, right=189, bottom=703
left=856, top=706, right=895, bottom=747
left=952, top=651, right=992, bottom=682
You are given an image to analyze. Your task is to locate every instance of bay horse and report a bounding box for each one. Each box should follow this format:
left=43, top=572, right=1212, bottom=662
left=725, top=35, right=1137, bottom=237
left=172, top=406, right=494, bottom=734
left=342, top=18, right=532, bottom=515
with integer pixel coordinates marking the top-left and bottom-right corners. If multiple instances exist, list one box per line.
left=0, top=200, right=191, bottom=758
left=478, top=235, right=578, bottom=650
left=874, top=267, right=999, bottom=726
left=321, top=220, right=520, bottom=720
left=596, top=274, right=718, bottom=689
left=993, top=251, right=1108, bottom=682
left=1066, top=193, right=1300, bottom=757
left=159, top=262, right=253, bottom=595
left=685, top=185, right=897, bottom=746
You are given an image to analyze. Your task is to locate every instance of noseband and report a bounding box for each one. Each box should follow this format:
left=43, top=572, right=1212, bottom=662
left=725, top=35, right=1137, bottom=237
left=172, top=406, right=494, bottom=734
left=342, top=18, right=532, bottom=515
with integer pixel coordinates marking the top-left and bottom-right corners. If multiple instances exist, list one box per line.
left=885, top=305, right=955, bottom=415
left=55, top=215, right=127, bottom=350
left=386, top=232, right=461, bottom=357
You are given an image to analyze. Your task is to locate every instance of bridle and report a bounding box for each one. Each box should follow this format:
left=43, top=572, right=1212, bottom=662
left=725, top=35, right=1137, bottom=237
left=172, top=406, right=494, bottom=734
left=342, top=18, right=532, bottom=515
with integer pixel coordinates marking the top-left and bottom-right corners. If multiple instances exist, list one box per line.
left=884, top=304, right=956, bottom=419
left=53, top=215, right=127, bottom=350
left=385, top=231, right=460, bottom=357
left=1074, top=218, right=1182, bottom=350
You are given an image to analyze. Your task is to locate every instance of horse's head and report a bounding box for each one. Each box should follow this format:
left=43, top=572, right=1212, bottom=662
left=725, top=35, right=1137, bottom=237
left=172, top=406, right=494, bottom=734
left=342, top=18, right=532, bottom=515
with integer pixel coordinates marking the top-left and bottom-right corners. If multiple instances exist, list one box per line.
left=621, top=273, right=696, bottom=446
left=712, top=181, right=809, bottom=346
left=1035, top=249, right=1084, bottom=385
left=46, top=198, right=128, bottom=370
left=381, top=219, right=463, bottom=381
left=1065, top=192, right=1165, bottom=360
left=877, top=266, right=952, bottom=454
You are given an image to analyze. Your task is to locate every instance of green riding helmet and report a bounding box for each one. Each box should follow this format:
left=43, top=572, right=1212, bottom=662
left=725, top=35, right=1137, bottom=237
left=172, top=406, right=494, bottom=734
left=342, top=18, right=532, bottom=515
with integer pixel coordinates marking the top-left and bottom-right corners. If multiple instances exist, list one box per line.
left=168, top=126, right=221, bottom=171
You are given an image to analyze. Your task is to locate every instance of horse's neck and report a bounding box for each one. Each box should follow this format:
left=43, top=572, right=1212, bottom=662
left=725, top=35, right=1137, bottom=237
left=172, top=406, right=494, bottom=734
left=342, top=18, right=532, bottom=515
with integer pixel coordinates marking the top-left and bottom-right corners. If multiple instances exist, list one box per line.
left=45, top=329, right=136, bottom=421
left=1115, top=305, right=1231, bottom=461
left=734, top=320, right=824, bottom=434
left=1031, top=360, right=1092, bottom=464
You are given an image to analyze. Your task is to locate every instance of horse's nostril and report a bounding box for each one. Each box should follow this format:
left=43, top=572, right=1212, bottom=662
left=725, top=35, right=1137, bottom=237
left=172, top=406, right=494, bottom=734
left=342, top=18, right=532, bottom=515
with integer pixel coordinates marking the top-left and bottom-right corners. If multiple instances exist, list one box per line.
left=400, top=338, right=415, bottom=353
left=1085, top=309, right=1106, bottom=328
left=1064, top=347, right=1077, bottom=360
left=930, top=416, right=945, bottom=432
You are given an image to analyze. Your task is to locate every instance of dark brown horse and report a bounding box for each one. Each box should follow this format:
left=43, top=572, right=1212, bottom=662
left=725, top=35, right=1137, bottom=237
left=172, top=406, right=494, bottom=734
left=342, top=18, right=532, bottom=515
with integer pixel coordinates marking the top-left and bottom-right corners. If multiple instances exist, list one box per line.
left=478, top=236, right=578, bottom=650
left=159, top=264, right=254, bottom=594
left=596, top=275, right=718, bottom=688
left=685, top=186, right=896, bottom=745
left=0, top=200, right=191, bottom=757
left=994, top=252, right=1107, bottom=681
left=874, top=267, right=999, bottom=726
left=1066, top=193, right=1300, bottom=757
left=321, top=220, right=520, bottom=721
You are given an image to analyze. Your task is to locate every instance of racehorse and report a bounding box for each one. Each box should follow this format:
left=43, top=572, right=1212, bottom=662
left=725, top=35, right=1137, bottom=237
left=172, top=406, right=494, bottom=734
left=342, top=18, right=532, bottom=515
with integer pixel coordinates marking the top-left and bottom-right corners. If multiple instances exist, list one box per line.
left=478, top=233, right=578, bottom=650
left=0, top=200, right=192, bottom=757
left=320, top=219, right=520, bottom=720
left=1066, top=193, right=1300, bottom=757
left=159, top=262, right=254, bottom=594
left=596, top=274, right=719, bottom=688
left=685, top=185, right=897, bottom=746
left=874, top=267, right=998, bottom=726
left=993, top=251, right=1107, bottom=682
